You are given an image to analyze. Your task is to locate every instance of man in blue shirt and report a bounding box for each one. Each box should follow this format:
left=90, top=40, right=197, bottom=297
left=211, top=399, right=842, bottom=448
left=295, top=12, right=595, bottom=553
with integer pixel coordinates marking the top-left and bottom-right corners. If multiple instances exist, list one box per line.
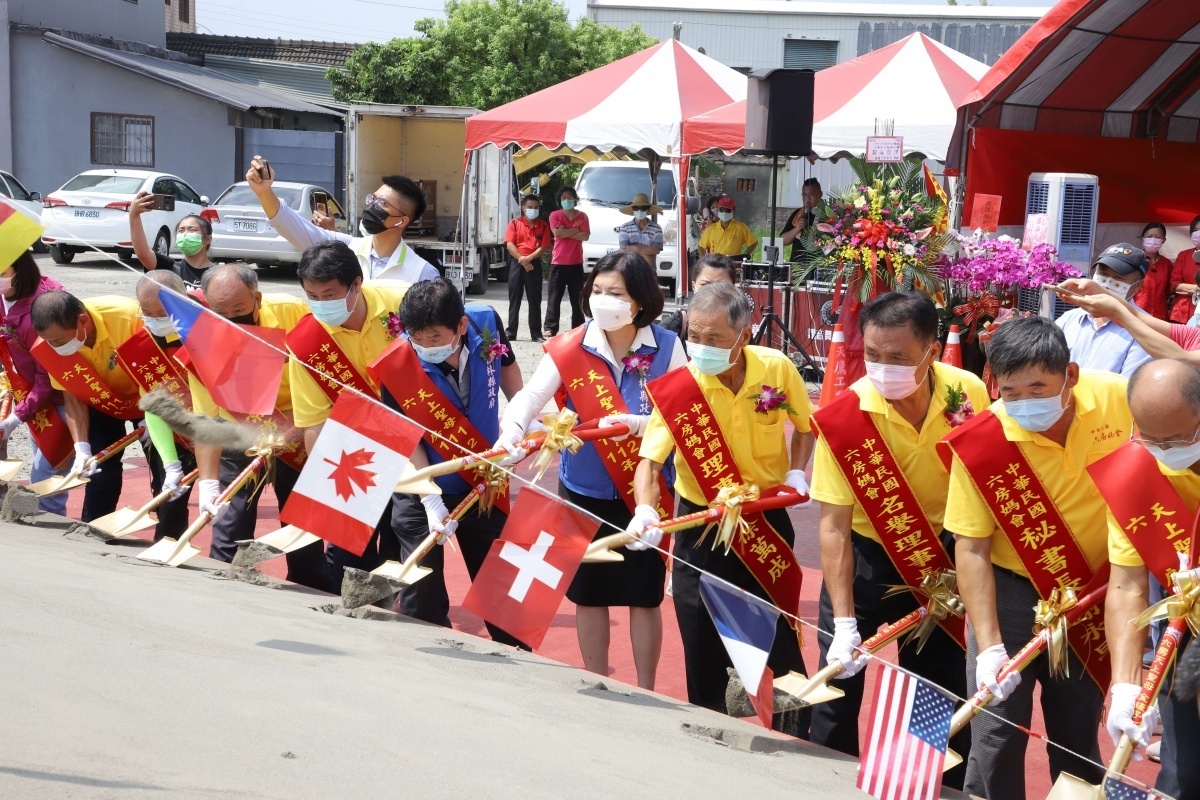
left=1056, top=243, right=1151, bottom=378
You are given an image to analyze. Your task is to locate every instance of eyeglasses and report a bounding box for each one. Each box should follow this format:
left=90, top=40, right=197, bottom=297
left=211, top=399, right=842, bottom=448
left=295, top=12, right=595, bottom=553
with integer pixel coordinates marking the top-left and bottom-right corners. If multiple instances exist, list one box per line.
left=365, top=193, right=406, bottom=217
left=1131, top=420, right=1200, bottom=449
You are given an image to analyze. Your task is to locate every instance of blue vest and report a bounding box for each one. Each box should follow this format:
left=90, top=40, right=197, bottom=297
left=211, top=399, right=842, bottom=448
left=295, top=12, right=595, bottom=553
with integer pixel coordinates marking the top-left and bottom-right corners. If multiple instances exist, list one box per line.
left=409, top=305, right=503, bottom=496
left=559, top=322, right=677, bottom=500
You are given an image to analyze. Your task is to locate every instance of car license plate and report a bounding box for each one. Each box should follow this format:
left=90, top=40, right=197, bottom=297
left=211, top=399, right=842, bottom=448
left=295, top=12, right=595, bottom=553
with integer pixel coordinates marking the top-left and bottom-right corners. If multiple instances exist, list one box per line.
left=73, top=209, right=100, bottom=219
left=232, top=218, right=259, bottom=232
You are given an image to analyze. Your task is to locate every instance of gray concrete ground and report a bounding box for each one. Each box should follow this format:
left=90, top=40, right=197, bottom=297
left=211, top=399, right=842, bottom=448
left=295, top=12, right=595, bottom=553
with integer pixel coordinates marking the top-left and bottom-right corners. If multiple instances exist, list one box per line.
left=0, top=512, right=967, bottom=800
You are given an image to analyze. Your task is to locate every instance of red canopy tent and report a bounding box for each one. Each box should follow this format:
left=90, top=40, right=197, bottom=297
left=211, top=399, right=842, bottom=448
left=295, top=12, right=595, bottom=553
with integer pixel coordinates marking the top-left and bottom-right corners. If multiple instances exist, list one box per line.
left=950, top=0, right=1200, bottom=232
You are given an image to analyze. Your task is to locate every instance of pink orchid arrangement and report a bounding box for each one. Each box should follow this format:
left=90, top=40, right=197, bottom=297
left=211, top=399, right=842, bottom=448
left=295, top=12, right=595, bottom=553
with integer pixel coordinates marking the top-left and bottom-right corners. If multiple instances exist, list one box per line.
left=484, top=341, right=509, bottom=364
left=944, top=383, right=975, bottom=428
left=945, top=231, right=1080, bottom=293
left=751, top=384, right=797, bottom=415
left=384, top=311, right=404, bottom=340
left=621, top=351, right=654, bottom=378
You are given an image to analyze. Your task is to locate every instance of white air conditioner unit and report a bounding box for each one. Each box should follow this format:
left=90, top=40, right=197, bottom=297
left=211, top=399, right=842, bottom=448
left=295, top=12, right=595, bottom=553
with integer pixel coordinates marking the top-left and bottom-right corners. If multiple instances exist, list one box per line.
left=1018, top=172, right=1099, bottom=319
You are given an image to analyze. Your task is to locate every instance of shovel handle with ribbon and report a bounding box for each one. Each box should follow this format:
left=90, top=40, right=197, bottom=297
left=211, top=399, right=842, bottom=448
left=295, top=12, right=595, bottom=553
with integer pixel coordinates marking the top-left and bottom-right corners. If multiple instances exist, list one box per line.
left=30, top=424, right=147, bottom=497
left=0, top=391, right=12, bottom=420
left=88, top=469, right=201, bottom=539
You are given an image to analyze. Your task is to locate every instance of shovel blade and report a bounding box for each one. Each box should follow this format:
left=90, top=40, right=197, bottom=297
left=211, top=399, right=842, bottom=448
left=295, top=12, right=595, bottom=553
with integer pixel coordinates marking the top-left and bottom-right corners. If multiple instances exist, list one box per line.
left=28, top=472, right=89, bottom=497
left=0, top=459, right=23, bottom=482
left=256, top=526, right=321, bottom=554
left=136, top=536, right=201, bottom=567
left=942, top=748, right=962, bottom=773
left=583, top=545, right=626, bottom=563
left=1044, top=773, right=1102, bottom=800
left=772, top=671, right=846, bottom=708
left=372, top=559, right=433, bottom=587
left=87, top=507, right=155, bottom=539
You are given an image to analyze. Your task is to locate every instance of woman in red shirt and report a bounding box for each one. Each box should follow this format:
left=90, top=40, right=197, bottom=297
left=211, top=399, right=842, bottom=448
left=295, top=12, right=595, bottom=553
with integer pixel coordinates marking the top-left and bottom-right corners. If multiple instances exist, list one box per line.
left=1132, top=221, right=1173, bottom=319
left=1168, top=214, right=1200, bottom=323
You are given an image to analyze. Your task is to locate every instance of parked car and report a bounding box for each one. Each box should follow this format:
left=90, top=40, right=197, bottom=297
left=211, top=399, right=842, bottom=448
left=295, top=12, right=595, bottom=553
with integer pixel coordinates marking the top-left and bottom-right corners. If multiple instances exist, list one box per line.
left=1, top=169, right=47, bottom=253
left=205, top=181, right=347, bottom=268
left=39, top=169, right=208, bottom=264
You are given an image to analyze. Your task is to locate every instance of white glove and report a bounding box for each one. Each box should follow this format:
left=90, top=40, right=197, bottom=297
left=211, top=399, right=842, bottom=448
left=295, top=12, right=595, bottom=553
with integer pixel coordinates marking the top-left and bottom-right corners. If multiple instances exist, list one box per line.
left=138, top=427, right=150, bottom=450
left=72, top=442, right=100, bottom=478
left=784, top=469, right=813, bottom=509
left=976, top=644, right=1022, bottom=702
left=1106, top=682, right=1157, bottom=753
left=827, top=617, right=870, bottom=679
left=495, top=426, right=528, bottom=468
left=197, top=478, right=229, bottom=519
left=0, top=413, right=21, bottom=440
left=598, top=414, right=648, bottom=441
left=421, top=493, right=458, bottom=545
left=625, top=503, right=663, bottom=551
left=162, top=460, right=187, bottom=500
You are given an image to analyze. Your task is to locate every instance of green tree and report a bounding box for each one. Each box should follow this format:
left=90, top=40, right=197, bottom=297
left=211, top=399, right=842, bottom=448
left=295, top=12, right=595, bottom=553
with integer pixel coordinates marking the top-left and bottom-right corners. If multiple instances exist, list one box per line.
left=328, top=0, right=656, bottom=109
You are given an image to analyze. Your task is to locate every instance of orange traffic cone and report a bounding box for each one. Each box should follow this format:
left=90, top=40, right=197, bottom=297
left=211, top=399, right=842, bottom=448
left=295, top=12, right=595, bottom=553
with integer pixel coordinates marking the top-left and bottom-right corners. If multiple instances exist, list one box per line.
left=942, top=324, right=963, bottom=368
left=818, top=323, right=848, bottom=408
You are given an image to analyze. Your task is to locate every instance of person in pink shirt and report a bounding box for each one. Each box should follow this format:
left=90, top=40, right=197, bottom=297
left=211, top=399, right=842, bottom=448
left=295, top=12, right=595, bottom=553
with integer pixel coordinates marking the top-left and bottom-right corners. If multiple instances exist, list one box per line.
left=544, top=186, right=590, bottom=337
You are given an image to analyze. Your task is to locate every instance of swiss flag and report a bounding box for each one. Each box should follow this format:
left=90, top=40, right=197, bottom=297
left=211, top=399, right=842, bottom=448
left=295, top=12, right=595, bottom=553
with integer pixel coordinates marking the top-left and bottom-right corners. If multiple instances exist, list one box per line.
left=281, top=392, right=421, bottom=556
left=462, top=491, right=595, bottom=649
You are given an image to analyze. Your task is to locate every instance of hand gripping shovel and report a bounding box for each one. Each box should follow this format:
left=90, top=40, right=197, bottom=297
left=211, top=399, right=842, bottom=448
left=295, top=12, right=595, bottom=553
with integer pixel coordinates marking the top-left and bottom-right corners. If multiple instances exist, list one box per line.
left=0, top=393, right=24, bottom=482
left=28, top=425, right=146, bottom=497
left=136, top=455, right=268, bottom=567
left=340, top=484, right=486, bottom=610
left=87, top=469, right=199, bottom=540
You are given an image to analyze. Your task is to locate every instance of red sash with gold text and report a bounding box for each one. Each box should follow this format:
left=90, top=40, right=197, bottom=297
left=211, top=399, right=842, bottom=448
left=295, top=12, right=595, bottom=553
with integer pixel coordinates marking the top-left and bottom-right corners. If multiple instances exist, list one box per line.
left=0, top=337, right=73, bottom=467
left=285, top=315, right=377, bottom=405
left=1088, top=443, right=1195, bottom=588
left=369, top=338, right=510, bottom=513
left=646, top=367, right=803, bottom=619
left=811, top=391, right=966, bottom=648
left=31, top=339, right=141, bottom=420
left=115, top=329, right=192, bottom=408
left=938, top=411, right=1110, bottom=688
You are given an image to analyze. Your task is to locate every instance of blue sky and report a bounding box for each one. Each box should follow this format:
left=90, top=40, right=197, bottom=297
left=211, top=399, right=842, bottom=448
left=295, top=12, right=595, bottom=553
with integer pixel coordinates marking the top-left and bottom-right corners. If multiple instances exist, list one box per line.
left=197, top=0, right=1047, bottom=43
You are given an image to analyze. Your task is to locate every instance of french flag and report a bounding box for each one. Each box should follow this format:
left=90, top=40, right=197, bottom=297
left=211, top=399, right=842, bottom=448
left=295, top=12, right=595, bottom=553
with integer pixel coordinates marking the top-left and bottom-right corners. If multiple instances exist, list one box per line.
left=159, top=288, right=287, bottom=416
left=699, top=574, right=778, bottom=730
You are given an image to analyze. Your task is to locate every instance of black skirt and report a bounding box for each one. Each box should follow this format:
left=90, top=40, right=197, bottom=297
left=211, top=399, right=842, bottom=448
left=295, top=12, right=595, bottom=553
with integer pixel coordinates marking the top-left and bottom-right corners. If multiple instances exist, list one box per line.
left=561, top=484, right=667, bottom=609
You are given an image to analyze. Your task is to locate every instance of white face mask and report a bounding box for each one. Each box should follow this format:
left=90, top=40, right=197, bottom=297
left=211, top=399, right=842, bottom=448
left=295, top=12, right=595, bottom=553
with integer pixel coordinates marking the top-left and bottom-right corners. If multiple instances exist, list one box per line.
left=0, top=277, right=12, bottom=294
left=632, top=210, right=648, bottom=222
left=1093, top=273, right=1134, bottom=299
left=51, top=329, right=85, bottom=357
left=524, top=207, right=539, bottom=220
left=864, top=357, right=930, bottom=400
left=140, top=315, right=176, bottom=338
left=412, top=335, right=460, bottom=365
left=589, top=294, right=634, bottom=331
left=1146, top=439, right=1200, bottom=472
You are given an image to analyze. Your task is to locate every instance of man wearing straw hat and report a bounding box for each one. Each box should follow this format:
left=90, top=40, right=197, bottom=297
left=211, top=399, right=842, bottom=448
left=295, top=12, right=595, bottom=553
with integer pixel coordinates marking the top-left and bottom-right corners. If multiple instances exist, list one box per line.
left=617, top=193, right=665, bottom=266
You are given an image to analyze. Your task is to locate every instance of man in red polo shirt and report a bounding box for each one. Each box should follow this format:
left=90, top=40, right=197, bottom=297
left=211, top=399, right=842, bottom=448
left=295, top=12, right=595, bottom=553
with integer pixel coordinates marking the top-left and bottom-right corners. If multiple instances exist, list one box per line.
left=505, top=194, right=552, bottom=342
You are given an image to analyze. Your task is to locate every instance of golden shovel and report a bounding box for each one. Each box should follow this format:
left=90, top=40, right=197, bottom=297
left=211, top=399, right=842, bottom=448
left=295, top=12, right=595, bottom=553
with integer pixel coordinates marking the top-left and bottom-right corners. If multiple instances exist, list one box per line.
left=230, top=525, right=323, bottom=569
left=88, top=469, right=199, bottom=539
left=137, top=455, right=268, bottom=567
left=0, top=392, right=24, bottom=481
left=28, top=425, right=146, bottom=497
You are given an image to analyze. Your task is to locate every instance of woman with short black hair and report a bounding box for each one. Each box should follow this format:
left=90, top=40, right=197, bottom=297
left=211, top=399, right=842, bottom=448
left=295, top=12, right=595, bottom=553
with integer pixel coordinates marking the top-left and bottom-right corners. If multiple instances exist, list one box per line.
left=661, top=253, right=740, bottom=350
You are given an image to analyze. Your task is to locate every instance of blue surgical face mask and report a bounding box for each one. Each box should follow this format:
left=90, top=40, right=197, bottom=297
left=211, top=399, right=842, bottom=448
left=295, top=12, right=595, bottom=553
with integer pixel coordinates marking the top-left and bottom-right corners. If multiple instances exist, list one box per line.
left=717, top=211, right=734, bottom=223
left=1005, top=379, right=1071, bottom=432
left=412, top=335, right=460, bottom=365
left=689, top=341, right=736, bottom=376
left=308, top=286, right=358, bottom=327
left=560, top=199, right=575, bottom=212
left=1146, top=440, right=1200, bottom=472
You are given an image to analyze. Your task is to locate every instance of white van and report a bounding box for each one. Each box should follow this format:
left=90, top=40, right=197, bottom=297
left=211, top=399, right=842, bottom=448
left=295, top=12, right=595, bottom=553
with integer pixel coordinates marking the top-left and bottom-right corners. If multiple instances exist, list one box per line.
left=575, top=161, right=689, bottom=295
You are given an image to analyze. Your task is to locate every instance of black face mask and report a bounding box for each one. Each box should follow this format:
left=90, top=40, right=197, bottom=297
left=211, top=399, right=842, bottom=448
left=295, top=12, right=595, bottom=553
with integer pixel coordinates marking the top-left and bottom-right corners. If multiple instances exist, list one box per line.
left=359, top=206, right=391, bottom=236
left=228, top=312, right=256, bottom=326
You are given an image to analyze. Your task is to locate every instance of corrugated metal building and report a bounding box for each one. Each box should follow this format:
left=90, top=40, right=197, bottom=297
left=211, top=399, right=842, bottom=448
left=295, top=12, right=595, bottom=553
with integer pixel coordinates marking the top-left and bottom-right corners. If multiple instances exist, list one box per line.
left=589, top=0, right=1046, bottom=70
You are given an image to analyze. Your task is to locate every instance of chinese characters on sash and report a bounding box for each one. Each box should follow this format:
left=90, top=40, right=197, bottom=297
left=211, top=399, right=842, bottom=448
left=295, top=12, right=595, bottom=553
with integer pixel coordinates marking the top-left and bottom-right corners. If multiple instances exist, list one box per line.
left=286, top=315, right=377, bottom=404
left=31, top=339, right=141, bottom=420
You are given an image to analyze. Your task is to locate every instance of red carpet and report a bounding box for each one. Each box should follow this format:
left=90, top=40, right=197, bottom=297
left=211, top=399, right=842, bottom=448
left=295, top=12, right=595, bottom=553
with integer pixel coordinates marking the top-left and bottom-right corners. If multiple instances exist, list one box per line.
left=60, top=458, right=1160, bottom=799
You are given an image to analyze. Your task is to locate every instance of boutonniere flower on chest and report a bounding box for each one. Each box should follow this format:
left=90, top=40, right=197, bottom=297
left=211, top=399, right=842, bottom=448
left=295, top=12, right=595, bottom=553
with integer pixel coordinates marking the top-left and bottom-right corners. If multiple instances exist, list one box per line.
left=621, top=351, right=654, bottom=380
left=945, top=383, right=975, bottom=427
left=750, top=384, right=797, bottom=415
left=480, top=327, right=509, bottom=365
left=383, top=311, right=403, bottom=341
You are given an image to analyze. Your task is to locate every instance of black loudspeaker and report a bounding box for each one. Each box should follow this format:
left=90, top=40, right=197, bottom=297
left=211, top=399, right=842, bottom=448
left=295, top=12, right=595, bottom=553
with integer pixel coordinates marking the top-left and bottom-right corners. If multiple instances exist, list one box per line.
left=744, top=68, right=815, bottom=156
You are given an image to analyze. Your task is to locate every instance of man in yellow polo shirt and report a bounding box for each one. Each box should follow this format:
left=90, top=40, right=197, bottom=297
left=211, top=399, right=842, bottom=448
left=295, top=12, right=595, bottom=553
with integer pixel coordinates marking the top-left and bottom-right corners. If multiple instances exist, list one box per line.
left=634, top=282, right=814, bottom=737
left=287, top=240, right=408, bottom=582
left=1100, top=359, right=1199, bottom=799
left=31, top=291, right=143, bottom=522
left=186, top=264, right=330, bottom=590
left=943, top=317, right=1128, bottom=800
left=808, top=291, right=987, bottom=788
left=698, top=196, right=757, bottom=258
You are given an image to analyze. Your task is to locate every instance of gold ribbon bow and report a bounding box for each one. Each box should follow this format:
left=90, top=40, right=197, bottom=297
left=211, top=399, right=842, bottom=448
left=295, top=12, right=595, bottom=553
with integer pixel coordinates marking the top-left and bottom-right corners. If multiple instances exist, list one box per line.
left=1033, top=586, right=1079, bottom=678
left=530, top=409, right=583, bottom=481
left=697, top=483, right=760, bottom=554
left=883, top=569, right=965, bottom=653
left=1132, top=568, right=1200, bottom=636
left=243, top=433, right=285, bottom=500
left=469, top=461, right=510, bottom=516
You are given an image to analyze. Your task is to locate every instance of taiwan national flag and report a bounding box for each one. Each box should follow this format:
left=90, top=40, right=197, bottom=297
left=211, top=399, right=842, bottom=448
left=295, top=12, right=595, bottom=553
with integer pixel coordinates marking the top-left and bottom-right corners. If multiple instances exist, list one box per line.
left=159, top=288, right=286, bottom=415
left=281, top=392, right=421, bottom=556
left=699, top=574, right=779, bottom=730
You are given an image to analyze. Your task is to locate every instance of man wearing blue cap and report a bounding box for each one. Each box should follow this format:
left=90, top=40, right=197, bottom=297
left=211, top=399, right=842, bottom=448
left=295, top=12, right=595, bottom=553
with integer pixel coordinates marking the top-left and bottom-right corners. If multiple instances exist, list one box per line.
left=1056, top=243, right=1152, bottom=378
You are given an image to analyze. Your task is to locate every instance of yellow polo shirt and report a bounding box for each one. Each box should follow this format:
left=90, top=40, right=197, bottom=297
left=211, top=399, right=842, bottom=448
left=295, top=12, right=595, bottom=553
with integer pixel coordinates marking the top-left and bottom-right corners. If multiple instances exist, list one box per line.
left=1108, top=461, right=1200, bottom=567
left=289, top=282, right=409, bottom=428
left=698, top=219, right=757, bottom=256
left=49, top=296, right=143, bottom=399
left=811, top=362, right=991, bottom=544
left=640, top=345, right=812, bottom=506
left=944, top=370, right=1130, bottom=578
left=190, top=294, right=309, bottom=420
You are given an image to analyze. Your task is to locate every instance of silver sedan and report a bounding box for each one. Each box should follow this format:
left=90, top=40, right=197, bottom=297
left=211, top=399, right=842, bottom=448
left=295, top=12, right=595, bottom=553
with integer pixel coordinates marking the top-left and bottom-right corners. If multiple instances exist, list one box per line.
left=206, top=181, right=348, bottom=267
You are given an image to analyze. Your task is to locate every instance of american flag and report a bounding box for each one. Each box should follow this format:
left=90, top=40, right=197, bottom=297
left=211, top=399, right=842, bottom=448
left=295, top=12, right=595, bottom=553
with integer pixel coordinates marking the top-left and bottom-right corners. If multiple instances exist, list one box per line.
left=1104, top=776, right=1154, bottom=800
left=858, top=664, right=954, bottom=800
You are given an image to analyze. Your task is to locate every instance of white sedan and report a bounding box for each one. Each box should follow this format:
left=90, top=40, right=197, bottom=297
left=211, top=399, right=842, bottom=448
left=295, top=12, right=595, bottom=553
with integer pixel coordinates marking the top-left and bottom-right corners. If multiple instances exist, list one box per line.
left=39, top=169, right=208, bottom=264
left=205, top=181, right=348, bottom=267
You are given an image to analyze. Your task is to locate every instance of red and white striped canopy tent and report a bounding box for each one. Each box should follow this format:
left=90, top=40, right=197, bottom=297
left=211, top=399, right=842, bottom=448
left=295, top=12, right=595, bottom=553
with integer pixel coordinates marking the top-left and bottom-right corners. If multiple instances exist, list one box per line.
left=951, top=0, right=1200, bottom=228
left=681, top=33, right=988, bottom=161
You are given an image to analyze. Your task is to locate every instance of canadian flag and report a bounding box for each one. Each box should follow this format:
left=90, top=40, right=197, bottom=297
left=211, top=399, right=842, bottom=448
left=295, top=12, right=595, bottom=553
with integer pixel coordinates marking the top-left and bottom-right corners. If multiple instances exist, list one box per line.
left=462, top=490, right=595, bottom=649
left=281, top=392, right=421, bottom=556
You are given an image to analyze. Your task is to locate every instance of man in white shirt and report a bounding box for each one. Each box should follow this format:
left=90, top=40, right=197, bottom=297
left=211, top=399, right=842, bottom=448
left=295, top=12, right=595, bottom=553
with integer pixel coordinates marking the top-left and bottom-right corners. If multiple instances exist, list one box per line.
left=244, top=155, right=440, bottom=284
left=1056, top=243, right=1152, bottom=378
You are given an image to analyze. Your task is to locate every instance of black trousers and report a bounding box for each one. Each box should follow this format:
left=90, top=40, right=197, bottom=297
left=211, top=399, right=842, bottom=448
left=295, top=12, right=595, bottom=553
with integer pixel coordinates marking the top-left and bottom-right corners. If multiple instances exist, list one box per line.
left=211, top=452, right=333, bottom=594
left=390, top=491, right=528, bottom=649
left=1157, top=635, right=1200, bottom=799
left=145, top=443, right=197, bottom=542
left=810, top=531, right=970, bottom=790
left=544, top=262, right=584, bottom=336
left=672, top=496, right=810, bottom=739
left=506, top=255, right=543, bottom=340
left=81, top=407, right=133, bottom=523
